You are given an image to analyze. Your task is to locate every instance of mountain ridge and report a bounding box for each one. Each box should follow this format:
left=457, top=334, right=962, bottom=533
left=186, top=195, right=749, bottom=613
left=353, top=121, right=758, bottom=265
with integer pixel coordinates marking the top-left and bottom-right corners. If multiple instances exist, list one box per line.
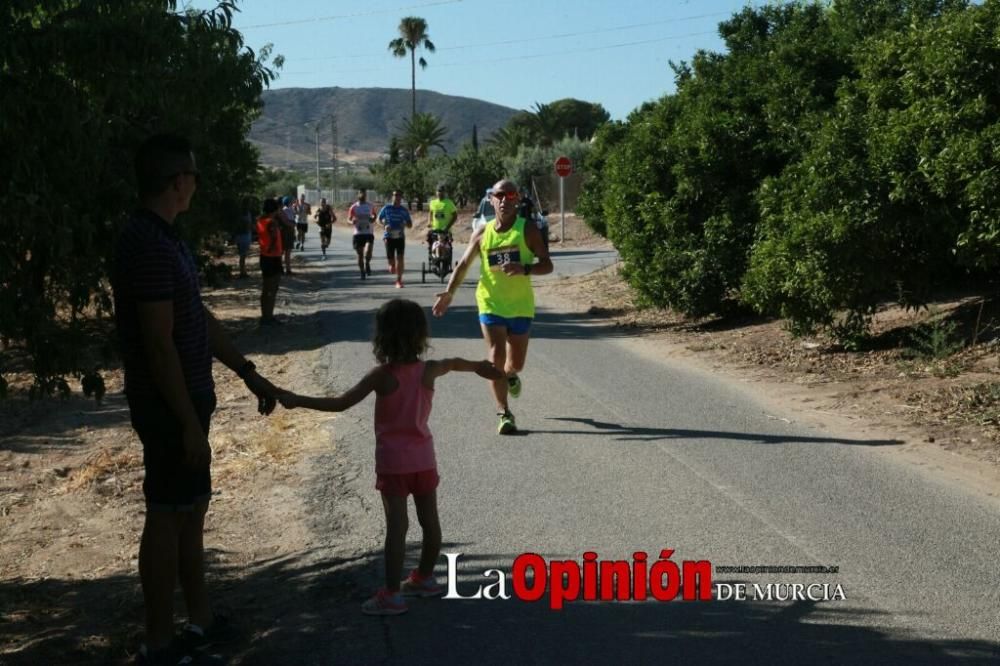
left=250, top=87, right=520, bottom=168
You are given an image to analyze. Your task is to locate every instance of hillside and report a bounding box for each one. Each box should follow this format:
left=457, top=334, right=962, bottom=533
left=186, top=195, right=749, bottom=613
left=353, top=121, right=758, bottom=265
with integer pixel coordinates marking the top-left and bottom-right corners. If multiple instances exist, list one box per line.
left=250, top=87, right=519, bottom=168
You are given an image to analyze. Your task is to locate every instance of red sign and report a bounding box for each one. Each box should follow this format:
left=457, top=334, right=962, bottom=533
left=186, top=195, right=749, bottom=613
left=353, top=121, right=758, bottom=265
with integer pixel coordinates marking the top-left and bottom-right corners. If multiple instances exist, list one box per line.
left=555, top=156, right=573, bottom=177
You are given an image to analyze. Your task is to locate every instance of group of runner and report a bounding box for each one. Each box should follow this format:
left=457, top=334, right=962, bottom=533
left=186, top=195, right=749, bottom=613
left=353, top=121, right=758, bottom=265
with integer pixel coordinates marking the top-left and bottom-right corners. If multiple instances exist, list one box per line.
left=254, top=187, right=453, bottom=287
left=253, top=181, right=551, bottom=435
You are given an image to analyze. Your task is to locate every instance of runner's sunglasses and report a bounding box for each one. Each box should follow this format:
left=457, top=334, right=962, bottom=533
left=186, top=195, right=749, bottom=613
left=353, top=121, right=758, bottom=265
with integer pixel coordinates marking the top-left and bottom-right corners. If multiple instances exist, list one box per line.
left=492, top=190, right=518, bottom=201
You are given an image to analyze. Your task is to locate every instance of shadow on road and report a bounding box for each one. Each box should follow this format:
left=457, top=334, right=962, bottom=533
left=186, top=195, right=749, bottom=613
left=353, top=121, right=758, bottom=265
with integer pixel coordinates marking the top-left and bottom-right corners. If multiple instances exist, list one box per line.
left=535, top=417, right=904, bottom=447
left=4, top=543, right=995, bottom=664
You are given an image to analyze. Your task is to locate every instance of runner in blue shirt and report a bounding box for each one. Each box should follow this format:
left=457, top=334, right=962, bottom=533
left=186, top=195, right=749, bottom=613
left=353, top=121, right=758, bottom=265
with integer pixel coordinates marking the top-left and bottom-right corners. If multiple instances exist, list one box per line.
left=377, top=190, right=413, bottom=288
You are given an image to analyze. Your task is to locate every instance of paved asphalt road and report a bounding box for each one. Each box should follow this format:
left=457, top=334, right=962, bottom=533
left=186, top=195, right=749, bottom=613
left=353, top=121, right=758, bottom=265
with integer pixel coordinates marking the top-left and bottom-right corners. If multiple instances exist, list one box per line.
left=241, top=227, right=1000, bottom=665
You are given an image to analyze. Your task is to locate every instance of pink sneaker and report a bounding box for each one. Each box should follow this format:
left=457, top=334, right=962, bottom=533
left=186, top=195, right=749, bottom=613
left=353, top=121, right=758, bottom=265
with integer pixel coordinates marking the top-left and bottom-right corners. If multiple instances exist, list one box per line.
left=400, top=570, right=444, bottom=597
left=361, top=588, right=408, bottom=616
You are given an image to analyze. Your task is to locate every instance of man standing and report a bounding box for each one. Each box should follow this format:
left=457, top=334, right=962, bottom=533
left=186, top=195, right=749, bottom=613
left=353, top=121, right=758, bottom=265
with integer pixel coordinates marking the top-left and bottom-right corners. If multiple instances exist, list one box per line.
left=256, top=197, right=284, bottom=325
left=432, top=179, right=552, bottom=434
left=113, top=134, right=282, bottom=664
left=316, top=197, right=336, bottom=258
left=377, top=189, right=413, bottom=288
left=348, top=189, right=376, bottom=279
left=426, top=184, right=457, bottom=243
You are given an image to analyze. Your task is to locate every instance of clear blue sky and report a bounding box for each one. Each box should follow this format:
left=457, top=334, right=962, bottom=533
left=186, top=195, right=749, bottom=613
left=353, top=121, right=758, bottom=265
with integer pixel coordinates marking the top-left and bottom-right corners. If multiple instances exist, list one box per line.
left=186, top=0, right=766, bottom=120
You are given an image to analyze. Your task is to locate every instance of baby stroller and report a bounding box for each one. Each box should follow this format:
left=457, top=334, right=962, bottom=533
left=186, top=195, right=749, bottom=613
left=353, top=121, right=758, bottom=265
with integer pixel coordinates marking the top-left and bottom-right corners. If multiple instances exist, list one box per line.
left=422, top=230, right=454, bottom=283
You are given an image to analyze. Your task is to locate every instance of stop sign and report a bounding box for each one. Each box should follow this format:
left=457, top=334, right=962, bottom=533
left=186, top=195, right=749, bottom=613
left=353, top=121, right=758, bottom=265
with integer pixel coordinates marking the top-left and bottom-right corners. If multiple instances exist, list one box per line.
left=554, top=156, right=573, bottom=177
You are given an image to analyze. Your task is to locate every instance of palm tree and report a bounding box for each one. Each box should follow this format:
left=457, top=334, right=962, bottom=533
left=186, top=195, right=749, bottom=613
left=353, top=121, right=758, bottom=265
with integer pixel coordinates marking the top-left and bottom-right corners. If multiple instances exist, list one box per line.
left=388, top=16, right=435, bottom=122
left=400, top=113, right=448, bottom=159
left=531, top=102, right=562, bottom=147
left=487, top=124, right=534, bottom=157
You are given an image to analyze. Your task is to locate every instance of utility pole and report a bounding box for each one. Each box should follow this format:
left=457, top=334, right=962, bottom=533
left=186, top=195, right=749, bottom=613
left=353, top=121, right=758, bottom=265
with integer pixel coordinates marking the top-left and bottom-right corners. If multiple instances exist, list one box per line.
left=314, top=124, right=321, bottom=194
left=330, top=113, right=339, bottom=204
left=285, top=129, right=291, bottom=169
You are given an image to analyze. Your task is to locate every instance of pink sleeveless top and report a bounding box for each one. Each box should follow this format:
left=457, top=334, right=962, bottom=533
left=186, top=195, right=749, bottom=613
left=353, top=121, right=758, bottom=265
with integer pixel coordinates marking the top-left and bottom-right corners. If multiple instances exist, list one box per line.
left=374, top=362, right=436, bottom=474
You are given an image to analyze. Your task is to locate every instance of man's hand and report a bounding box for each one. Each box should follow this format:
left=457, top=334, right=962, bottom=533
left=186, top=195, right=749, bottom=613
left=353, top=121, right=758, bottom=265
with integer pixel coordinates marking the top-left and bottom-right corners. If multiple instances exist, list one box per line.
left=475, top=360, right=503, bottom=380
left=182, top=423, right=212, bottom=468
left=501, top=262, right=525, bottom=276
left=432, top=291, right=452, bottom=317
left=276, top=390, right=300, bottom=409
left=244, top=372, right=280, bottom=415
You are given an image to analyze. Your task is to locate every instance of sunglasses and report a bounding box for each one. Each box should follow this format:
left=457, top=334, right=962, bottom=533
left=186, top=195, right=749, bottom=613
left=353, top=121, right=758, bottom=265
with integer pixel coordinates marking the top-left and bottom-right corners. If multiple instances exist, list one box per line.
left=492, top=190, right=518, bottom=201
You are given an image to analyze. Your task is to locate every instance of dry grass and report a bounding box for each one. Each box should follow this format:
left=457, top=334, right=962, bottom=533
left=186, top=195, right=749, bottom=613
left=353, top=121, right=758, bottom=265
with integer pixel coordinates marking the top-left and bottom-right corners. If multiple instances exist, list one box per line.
left=63, top=446, right=141, bottom=493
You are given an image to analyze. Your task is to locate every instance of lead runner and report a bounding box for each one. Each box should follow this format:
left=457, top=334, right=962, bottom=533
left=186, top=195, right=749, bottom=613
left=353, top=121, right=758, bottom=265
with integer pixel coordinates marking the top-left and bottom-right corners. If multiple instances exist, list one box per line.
left=432, top=179, right=553, bottom=434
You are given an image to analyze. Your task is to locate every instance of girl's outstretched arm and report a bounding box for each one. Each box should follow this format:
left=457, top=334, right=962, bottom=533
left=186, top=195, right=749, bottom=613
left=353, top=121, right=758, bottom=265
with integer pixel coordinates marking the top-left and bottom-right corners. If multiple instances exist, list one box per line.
left=279, top=366, right=388, bottom=412
left=422, top=358, right=503, bottom=389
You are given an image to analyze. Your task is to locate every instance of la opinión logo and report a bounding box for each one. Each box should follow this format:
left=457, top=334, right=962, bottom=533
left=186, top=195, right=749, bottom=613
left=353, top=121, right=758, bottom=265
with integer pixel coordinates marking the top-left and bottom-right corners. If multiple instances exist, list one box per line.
left=442, top=550, right=712, bottom=610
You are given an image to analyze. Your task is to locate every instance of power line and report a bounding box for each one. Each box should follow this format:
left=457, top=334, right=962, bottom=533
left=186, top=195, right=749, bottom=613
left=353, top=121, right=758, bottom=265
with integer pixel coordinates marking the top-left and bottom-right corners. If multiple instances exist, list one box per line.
left=240, top=0, right=463, bottom=29
left=282, top=30, right=717, bottom=77
left=296, top=11, right=730, bottom=62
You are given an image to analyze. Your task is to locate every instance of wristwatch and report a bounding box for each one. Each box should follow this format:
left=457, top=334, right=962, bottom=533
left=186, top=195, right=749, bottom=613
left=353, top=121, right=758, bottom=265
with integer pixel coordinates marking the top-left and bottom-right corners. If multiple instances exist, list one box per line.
left=236, top=359, right=256, bottom=380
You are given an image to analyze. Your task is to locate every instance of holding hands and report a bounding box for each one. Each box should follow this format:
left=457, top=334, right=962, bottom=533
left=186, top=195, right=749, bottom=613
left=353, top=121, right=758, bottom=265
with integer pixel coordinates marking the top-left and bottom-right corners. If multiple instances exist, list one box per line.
left=276, top=390, right=304, bottom=409
left=242, top=369, right=281, bottom=415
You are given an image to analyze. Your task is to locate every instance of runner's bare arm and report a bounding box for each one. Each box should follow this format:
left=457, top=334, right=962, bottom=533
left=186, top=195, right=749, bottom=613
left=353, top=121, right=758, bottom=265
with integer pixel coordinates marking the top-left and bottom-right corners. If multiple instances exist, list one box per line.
left=432, top=226, right=484, bottom=317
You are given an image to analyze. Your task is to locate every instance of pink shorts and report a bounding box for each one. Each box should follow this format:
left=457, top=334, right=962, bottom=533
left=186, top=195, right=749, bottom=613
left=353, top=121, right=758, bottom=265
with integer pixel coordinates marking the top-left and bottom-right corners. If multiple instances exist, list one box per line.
left=375, top=469, right=440, bottom=497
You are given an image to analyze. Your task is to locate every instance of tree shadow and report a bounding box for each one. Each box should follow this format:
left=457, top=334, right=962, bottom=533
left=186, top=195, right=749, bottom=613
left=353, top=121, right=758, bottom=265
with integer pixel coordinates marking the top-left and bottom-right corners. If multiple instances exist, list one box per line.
left=533, top=417, right=903, bottom=447
left=0, top=392, right=133, bottom=451
left=2, top=544, right=996, bottom=665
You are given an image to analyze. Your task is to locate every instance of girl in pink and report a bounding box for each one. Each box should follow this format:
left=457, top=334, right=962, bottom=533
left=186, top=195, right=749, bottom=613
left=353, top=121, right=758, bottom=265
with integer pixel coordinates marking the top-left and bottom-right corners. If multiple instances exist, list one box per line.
left=278, top=298, right=501, bottom=615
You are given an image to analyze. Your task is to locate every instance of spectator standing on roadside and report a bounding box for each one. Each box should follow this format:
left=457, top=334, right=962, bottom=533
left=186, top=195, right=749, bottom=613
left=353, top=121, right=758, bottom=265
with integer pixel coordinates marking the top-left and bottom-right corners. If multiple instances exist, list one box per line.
left=280, top=196, right=296, bottom=275
left=232, top=197, right=253, bottom=279
left=378, top=189, right=413, bottom=288
left=256, top=197, right=284, bottom=325
left=113, top=133, right=283, bottom=665
left=432, top=179, right=552, bottom=435
left=348, top=189, right=376, bottom=280
left=277, top=299, right=502, bottom=615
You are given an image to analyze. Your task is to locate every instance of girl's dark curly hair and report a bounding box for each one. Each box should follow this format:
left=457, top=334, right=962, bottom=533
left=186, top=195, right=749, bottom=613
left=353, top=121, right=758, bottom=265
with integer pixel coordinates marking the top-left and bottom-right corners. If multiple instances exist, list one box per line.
left=373, top=298, right=429, bottom=364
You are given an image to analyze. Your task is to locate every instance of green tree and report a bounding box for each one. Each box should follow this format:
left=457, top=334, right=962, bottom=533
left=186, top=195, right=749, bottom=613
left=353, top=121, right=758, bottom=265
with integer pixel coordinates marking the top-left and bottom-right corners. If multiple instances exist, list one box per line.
left=576, top=119, right=628, bottom=237
left=487, top=121, right=535, bottom=157
left=0, top=0, right=280, bottom=395
left=743, top=0, right=996, bottom=339
left=446, top=144, right=503, bottom=205
left=400, top=112, right=449, bottom=159
left=546, top=98, right=611, bottom=141
left=388, top=16, right=435, bottom=122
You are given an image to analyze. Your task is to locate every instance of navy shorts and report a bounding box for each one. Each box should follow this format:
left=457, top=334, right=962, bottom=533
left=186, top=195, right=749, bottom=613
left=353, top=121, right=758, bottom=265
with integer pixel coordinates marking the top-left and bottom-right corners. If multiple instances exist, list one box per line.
left=128, top=391, right=216, bottom=512
left=479, top=313, right=532, bottom=335
left=384, top=237, right=405, bottom=258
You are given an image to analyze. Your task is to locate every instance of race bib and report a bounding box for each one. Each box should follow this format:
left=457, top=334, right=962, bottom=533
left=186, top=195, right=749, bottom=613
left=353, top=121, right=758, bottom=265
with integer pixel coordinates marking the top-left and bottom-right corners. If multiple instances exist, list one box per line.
left=487, top=245, right=521, bottom=271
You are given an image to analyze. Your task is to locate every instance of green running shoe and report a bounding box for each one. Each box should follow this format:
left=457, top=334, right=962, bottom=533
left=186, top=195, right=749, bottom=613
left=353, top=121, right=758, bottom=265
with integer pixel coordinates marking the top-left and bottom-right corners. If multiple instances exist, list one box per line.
left=497, top=410, right=517, bottom=435
left=507, top=374, right=522, bottom=399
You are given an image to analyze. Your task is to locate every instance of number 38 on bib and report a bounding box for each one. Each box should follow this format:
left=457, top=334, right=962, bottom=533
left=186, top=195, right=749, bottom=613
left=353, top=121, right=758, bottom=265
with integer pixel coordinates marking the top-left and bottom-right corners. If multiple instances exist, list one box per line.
left=487, top=245, right=521, bottom=271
